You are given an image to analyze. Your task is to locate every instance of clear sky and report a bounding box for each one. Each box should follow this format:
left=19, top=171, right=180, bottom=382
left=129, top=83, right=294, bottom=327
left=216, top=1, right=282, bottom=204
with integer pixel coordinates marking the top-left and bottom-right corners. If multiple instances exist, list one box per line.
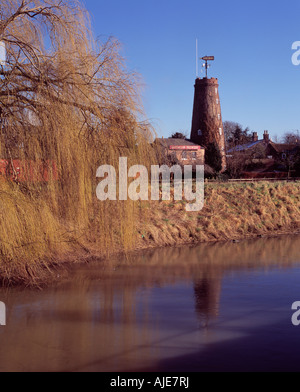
left=83, top=0, right=300, bottom=141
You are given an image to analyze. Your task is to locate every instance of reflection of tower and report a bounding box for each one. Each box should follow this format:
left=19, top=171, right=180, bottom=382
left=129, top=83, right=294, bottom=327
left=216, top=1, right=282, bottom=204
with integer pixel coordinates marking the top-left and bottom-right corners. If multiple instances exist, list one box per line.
left=190, top=73, right=226, bottom=171
left=193, top=274, right=222, bottom=326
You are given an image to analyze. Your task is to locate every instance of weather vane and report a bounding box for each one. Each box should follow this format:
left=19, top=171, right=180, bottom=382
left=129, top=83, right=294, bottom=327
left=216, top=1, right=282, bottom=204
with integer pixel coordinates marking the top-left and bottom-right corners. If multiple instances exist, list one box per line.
left=200, top=56, right=214, bottom=78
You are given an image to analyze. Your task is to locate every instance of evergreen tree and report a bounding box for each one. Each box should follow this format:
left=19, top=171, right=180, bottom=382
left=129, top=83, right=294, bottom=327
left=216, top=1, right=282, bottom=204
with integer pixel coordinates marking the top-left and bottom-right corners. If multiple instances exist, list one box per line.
left=206, top=142, right=222, bottom=174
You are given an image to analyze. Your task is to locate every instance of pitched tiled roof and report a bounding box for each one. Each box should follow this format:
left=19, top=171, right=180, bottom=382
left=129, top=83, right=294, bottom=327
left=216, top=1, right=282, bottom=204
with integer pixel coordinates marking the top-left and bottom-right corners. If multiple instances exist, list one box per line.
left=227, top=140, right=264, bottom=153
left=227, top=140, right=300, bottom=154
left=268, top=142, right=299, bottom=153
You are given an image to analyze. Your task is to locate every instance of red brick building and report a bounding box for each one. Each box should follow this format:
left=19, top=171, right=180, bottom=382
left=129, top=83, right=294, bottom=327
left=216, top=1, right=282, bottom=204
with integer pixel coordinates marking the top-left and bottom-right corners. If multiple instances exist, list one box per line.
left=155, top=138, right=205, bottom=169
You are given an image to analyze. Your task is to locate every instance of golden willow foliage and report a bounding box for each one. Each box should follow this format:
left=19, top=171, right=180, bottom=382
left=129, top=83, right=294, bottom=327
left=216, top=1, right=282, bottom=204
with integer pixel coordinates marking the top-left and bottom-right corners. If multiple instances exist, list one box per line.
left=0, top=0, right=156, bottom=284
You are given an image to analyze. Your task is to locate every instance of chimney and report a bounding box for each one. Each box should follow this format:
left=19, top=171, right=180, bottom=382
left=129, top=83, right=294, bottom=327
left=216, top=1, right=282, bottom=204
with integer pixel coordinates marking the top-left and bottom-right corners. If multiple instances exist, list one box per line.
left=252, top=132, right=258, bottom=142
left=263, top=130, right=270, bottom=144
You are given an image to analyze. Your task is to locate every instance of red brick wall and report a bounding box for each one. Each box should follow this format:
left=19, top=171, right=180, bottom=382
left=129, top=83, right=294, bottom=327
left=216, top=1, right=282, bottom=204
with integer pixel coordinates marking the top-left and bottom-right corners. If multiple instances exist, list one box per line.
left=190, top=77, right=226, bottom=171
left=168, top=148, right=205, bottom=167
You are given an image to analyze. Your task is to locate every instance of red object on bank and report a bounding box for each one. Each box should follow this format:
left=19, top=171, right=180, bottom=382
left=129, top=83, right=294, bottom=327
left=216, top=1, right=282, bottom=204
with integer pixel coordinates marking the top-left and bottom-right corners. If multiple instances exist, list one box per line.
left=0, top=159, right=58, bottom=182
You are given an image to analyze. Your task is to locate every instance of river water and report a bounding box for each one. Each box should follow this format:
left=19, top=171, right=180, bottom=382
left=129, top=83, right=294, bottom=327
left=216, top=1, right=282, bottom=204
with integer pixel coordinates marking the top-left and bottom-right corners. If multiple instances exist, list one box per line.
left=1, top=234, right=300, bottom=372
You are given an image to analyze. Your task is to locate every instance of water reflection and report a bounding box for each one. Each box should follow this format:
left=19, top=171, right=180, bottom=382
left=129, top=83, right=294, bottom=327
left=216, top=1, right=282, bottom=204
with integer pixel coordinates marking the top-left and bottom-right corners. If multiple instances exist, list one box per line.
left=194, top=275, right=222, bottom=325
left=0, top=234, right=300, bottom=372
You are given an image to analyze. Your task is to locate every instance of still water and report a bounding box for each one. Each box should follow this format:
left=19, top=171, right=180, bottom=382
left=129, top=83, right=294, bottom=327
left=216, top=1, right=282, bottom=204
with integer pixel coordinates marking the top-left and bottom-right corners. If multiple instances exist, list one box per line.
left=1, top=235, right=300, bottom=372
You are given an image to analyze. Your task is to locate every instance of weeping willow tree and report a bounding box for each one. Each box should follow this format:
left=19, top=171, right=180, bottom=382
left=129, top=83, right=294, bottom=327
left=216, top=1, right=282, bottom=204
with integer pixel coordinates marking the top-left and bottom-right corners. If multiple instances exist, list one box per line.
left=0, top=0, right=156, bottom=284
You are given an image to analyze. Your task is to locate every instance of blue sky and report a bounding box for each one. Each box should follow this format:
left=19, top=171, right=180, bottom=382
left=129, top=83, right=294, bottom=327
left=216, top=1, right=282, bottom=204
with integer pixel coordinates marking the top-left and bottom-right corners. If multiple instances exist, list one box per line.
left=83, top=0, right=300, bottom=140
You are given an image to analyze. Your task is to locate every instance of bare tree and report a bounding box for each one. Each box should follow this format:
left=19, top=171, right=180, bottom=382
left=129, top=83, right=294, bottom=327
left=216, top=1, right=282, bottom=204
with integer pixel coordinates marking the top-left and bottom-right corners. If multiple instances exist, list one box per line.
left=0, top=0, right=152, bottom=159
left=170, top=132, right=187, bottom=139
left=226, top=153, right=247, bottom=179
left=223, top=121, right=240, bottom=146
left=282, top=131, right=300, bottom=145
left=223, top=121, right=252, bottom=149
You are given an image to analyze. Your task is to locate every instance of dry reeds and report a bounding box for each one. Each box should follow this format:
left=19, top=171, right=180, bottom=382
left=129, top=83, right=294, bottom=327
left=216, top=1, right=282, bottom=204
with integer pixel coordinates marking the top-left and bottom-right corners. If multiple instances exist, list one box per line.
left=137, top=182, right=300, bottom=249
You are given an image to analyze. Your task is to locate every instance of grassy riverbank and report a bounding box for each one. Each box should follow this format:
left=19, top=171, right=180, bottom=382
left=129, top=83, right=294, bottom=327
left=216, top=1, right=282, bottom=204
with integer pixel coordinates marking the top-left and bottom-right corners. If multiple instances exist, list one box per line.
left=1, top=180, right=299, bottom=287
left=136, top=181, right=300, bottom=249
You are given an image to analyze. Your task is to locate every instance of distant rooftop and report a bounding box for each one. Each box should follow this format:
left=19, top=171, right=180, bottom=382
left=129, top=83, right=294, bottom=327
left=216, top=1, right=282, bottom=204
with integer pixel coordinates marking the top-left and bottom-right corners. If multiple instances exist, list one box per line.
left=268, top=142, right=299, bottom=153
left=155, top=138, right=203, bottom=148
left=228, top=140, right=300, bottom=154
left=227, top=139, right=264, bottom=153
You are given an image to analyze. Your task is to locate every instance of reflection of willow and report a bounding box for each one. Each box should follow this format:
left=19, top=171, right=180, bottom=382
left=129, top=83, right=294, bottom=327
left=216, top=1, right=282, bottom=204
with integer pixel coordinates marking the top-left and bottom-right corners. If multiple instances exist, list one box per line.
left=194, top=272, right=222, bottom=327
left=98, top=281, right=136, bottom=324
left=118, top=234, right=300, bottom=279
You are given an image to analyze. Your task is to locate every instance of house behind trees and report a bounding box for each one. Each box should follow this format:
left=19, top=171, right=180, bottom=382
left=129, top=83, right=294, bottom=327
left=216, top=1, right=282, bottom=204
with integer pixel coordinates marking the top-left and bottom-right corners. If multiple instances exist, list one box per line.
left=227, top=131, right=300, bottom=178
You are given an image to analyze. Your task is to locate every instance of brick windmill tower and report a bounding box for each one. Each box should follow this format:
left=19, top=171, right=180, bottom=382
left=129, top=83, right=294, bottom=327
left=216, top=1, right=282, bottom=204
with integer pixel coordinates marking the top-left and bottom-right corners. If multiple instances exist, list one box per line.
left=190, top=56, right=226, bottom=171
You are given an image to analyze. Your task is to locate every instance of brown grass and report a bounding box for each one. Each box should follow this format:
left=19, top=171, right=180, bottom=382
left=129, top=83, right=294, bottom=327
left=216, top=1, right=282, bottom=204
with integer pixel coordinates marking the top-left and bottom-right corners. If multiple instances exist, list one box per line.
left=136, top=181, right=300, bottom=250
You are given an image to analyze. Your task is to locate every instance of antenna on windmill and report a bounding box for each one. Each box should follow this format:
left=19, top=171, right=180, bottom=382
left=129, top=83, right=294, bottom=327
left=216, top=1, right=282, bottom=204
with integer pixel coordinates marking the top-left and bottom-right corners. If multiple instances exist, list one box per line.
left=200, top=56, right=214, bottom=78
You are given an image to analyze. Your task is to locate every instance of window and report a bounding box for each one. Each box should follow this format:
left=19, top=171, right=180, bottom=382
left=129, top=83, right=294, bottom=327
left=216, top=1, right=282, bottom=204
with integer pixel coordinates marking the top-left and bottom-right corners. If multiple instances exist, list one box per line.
left=215, top=88, right=218, bottom=95
left=182, top=151, right=188, bottom=160
left=197, top=129, right=202, bottom=136
left=282, top=153, right=287, bottom=159
left=216, top=99, right=219, bottom=104
left=217, top=113, right=221, bottom=120
left=219, top=128, right=222, bottom=136
left=192, top=151, right=197, bottom=160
